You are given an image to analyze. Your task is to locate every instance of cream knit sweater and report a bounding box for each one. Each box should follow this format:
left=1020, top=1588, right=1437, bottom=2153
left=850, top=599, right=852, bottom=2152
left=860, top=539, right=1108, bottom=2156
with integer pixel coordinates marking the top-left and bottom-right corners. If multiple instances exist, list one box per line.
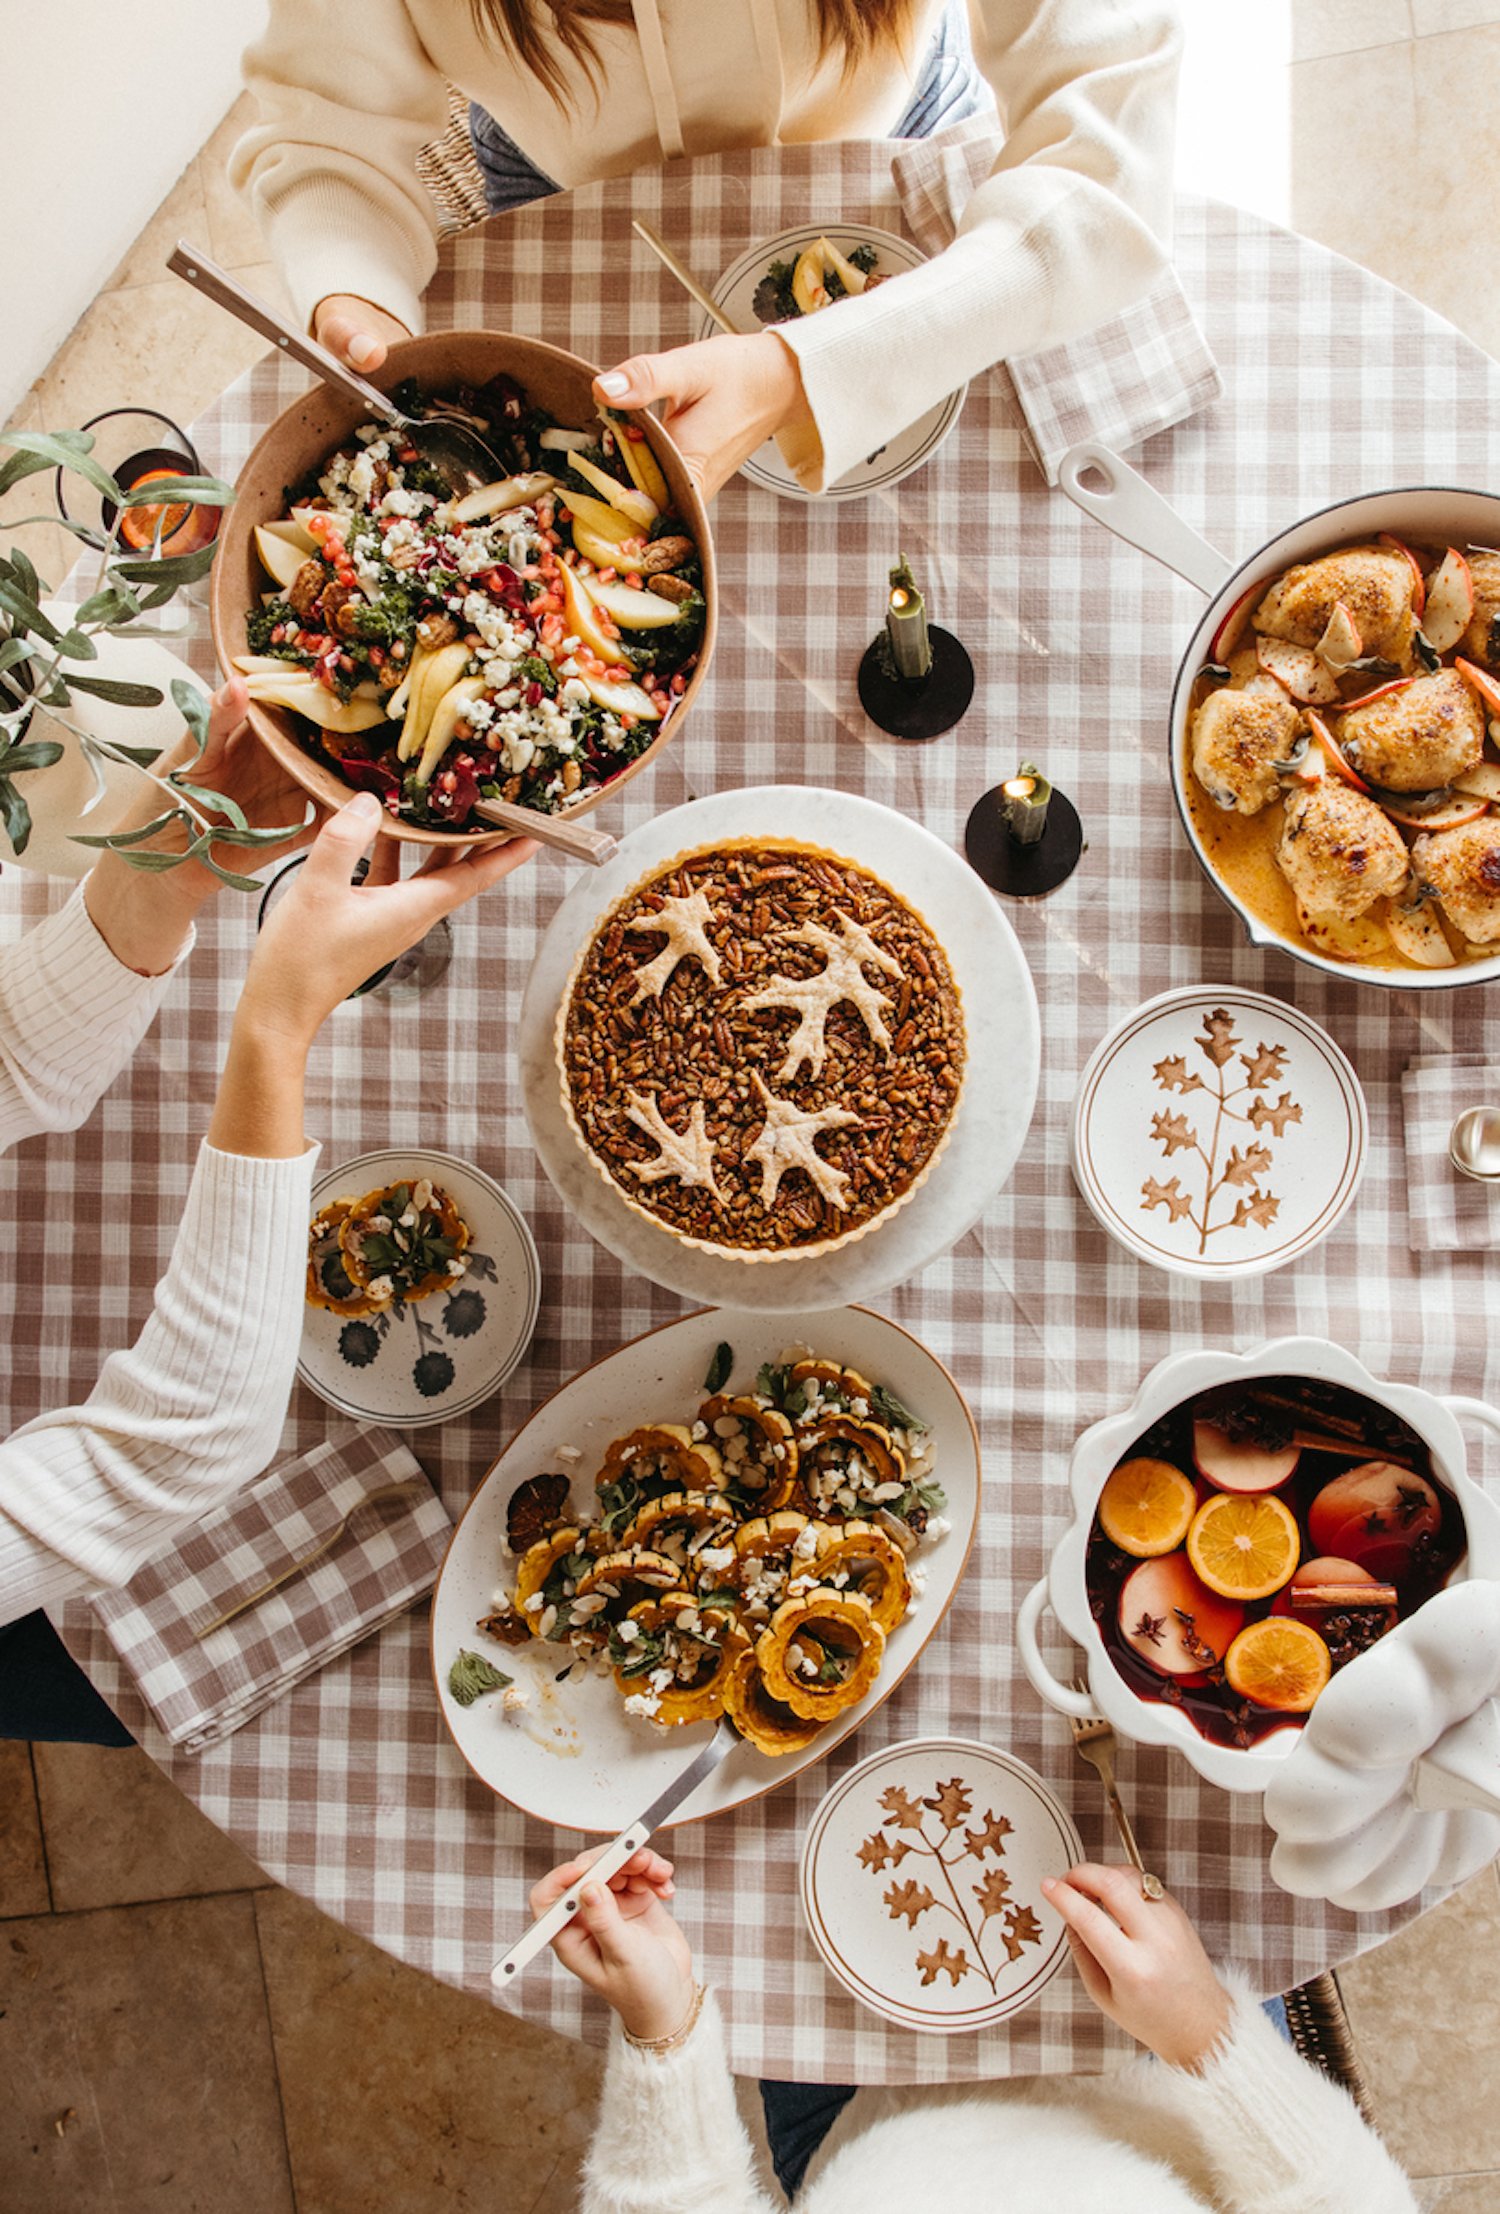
left=0, top=887, right=315, bottom=1627
left=231, top=0, right=1180, bottom=488
left=584, top=1983, right=1416, bottom=2214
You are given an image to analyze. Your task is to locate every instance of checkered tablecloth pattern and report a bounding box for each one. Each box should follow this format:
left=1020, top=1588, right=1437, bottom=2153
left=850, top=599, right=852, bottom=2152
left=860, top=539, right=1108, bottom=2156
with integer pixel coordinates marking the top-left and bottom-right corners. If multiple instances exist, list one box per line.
left=13, top=149, right=1500, bottom=2084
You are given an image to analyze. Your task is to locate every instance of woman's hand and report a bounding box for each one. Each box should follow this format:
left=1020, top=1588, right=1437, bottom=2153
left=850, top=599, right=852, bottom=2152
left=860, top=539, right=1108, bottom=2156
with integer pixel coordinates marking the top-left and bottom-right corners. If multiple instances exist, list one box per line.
left=239, top=792, right=536, bottom=1049
left=313, top=295, right=413, bottom=374
left=1042, top=1863, right=1232, bottom=2072
left=531, top=1845, right=697, bottom=2043
left=593, top=333, right=816, bottom=500
left=83, top=676, right=316, bottom=976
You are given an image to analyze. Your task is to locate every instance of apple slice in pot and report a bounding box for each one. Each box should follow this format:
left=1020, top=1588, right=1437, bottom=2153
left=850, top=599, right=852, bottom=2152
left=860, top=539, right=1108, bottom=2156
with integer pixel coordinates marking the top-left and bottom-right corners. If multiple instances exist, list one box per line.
left=1378, top=532, right=1428, bottom=616
left=1455, top=656, right=1500, bottom=717
left=1380, top=793, right=1489, bottom=832
left=1211, top=582, right=1261, bottom=663
left=1256, top=636, right=1342, bottom=704
left=1192, top=1418, right=1300, bottom=1492
left=1385, top=896, right=1456, bottom=968
left=1118, top=1554, right=1244, bottom=1675
left=1338, top=675, right=1416, bottom=715
left=1304, top=708, right=1372, bottom=791
left=1314, top=601, right=1363, bottom=672
left=1420, top=548, right=1475, bottom=655
left=1453, top=760, right=1500, bottom=802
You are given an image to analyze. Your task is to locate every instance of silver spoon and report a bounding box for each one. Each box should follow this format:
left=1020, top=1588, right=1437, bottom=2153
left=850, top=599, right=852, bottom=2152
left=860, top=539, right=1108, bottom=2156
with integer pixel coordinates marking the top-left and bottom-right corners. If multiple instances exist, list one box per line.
left=167, top=241, right=504, bottom=495
left=1449, top=1105, right=1500, bottom=1182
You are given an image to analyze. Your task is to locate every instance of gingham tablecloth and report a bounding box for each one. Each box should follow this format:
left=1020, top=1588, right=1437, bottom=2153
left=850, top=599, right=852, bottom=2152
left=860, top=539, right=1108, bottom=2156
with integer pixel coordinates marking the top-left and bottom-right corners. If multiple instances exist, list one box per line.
left=13, top=148, right=1500, bottom=2084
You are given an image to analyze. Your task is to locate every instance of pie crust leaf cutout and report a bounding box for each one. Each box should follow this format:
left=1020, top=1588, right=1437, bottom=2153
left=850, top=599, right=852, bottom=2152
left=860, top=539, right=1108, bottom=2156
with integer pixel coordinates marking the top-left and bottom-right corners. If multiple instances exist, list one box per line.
left=622, top=1092, right=726, bottom=1201
left=743, top=911, right=902, bottom=1080
left=745, top=1074, right=858, bottom=1211
left=625, top=889, right=723, bottom=1003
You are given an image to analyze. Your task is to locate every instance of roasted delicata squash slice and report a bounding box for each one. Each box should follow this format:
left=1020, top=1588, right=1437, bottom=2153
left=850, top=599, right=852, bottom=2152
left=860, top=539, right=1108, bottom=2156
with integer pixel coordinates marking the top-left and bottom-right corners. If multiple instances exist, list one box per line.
left=336, top=1179, right=470, bottom=1304
left=788, top=1358, right=876, bottom=1407
left=619, top=1489, right=738, bottom=1556
left=573, top=1547, right=683, bottom=1603
left=305, top=1200, right=386, bottom=1315
left=698, top=1395, right=799, bottom=1507
left=813, top=1521, right=912, bottom=1635
left=795, top=1416, right=905, bottom=1517
left=756, top=1588, right=885, bottom=1721
left=732, top=1510, right=821, bottom=1578
left=597, top=1424, right=723, bottom=1497
left=514, top=1527, right=585, bottom=1627
left=720, top=1648, right=825, bottom=1754
left=612, top=1594, right=749, bottom=1723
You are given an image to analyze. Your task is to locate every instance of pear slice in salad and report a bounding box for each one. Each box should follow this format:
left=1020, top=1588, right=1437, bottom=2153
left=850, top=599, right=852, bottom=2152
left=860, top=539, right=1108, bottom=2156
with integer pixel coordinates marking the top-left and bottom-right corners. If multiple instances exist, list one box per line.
left=253, top=524, right=313, bottom=592
left=571, top=519, right=639, bottom=570
left=567, top=452, right=657, bottom=532
left=557, top=564, right=619, bottom=663
left=396, top=641, right=472, bottom=762
left=414, top=675, right=490, bottom=786
left=586, top=575, right=682, bottom=631
left=599, top=408, right=670, bottom=509
left=559, top=489, right=640, bottom=547
left=792, top=236, right=870, bottom=315
left=242, top=673, right=389, bottom=733
left=444, top=471, right=558, bottom=526
left=577, top=669, right=661, bottom=721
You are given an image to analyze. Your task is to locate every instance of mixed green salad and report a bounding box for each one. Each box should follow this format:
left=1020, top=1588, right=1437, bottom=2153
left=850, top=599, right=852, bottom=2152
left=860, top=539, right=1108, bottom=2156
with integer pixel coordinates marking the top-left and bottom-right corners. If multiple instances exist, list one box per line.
left=237, top=375, right=706, bottom=831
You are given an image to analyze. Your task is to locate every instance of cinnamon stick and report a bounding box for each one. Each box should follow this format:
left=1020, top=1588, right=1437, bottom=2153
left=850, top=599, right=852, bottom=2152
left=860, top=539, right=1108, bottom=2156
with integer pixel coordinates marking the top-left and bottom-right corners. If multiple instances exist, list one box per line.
left=1288, top=1581, right=1398, bottom=1611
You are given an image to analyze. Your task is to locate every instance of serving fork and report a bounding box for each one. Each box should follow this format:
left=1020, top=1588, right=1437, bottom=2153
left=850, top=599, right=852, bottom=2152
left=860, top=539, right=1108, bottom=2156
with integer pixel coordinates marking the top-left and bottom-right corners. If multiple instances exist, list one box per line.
left=1067, top=1682, right=1165, bottom=1901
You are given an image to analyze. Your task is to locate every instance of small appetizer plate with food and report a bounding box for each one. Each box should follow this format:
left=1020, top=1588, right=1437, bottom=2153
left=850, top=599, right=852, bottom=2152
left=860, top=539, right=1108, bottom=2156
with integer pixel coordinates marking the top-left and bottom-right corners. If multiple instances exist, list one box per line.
left=300, top=1148, right=540, bottom=1428
left=700, top=225, right=966, bottom=501
left=800, top=1738, right=1081, bottom=2033
left=1070, top=987, right=1368, bottom=1280
left=429, top=1306, right=979, bottom=1833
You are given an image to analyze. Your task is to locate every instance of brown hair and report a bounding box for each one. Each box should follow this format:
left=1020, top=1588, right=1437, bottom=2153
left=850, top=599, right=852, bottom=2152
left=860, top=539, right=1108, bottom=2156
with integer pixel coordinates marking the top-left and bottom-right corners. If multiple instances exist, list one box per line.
left=467, top=0, right=920, bottom=102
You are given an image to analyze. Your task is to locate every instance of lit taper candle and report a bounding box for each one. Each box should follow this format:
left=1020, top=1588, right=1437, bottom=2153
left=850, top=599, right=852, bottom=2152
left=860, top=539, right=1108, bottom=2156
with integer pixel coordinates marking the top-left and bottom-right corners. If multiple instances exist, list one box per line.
left=1002, top=762, right=1052, bottom=846
left=885, top=553, right=932, bottom=681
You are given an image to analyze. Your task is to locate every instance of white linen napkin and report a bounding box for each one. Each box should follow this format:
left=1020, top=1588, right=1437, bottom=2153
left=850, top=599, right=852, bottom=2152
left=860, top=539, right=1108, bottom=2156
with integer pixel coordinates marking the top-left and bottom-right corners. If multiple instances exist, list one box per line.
left=890, top=120, right=1224, bottom=485
left=89, top=1428, right=452, bottom=1753
left=1400, top=1054, right=1500, bottom=1253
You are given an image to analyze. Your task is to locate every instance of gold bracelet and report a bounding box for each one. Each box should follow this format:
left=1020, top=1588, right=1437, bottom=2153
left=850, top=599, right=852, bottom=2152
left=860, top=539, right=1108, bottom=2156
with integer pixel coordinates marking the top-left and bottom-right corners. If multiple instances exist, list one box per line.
left=623, top=1983, right=707, bottom=2056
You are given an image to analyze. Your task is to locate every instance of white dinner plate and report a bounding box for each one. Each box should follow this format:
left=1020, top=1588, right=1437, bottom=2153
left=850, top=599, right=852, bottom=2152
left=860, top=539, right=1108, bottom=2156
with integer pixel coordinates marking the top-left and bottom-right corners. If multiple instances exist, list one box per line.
left=297, top=1148, right=541, bottom=1428
left=800, top=1738, right=1081, bottom=2034
left=700, top=224, right=967, bottom=500
left=518, top=785, right=1040, bottom=1313
left=429, top=1304, right=980, bottom=1833
left=1070, top=987, right=1368, bottom=1280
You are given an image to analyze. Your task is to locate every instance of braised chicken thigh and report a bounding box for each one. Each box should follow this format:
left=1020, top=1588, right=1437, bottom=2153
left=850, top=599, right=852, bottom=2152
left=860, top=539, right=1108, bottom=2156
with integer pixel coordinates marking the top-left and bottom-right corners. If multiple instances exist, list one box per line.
left=1276, top=781, right=1410, bottom=922
left=1254, top=544, right=1417, bottom=660
left=1460, top=551, right=1500, bottom=670
left=1337, top=670, right=1484, bottom=793
left=1411, top=817, right=1500, bottom=943
left=1191, top=687, right=1303, bottom=814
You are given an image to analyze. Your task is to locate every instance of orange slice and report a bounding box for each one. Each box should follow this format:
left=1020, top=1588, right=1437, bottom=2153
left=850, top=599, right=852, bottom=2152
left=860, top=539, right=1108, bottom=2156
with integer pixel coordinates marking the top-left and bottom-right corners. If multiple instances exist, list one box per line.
left=1097, top=1458, right=1197, bottom=1558
left=1224, top=1618, right=1331, bottom=1713
left=1187, top=1491, right=1300, bottom=1601
left=119, top=468, right=192, bottom=551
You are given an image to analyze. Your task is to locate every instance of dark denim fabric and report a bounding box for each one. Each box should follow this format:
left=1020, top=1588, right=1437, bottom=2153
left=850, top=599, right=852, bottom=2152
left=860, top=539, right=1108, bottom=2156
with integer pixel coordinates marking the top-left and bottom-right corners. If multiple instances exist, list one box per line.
left=759, top=2076, right=858, bottom=2201
left=0, top=1609, right=133, bottom=1744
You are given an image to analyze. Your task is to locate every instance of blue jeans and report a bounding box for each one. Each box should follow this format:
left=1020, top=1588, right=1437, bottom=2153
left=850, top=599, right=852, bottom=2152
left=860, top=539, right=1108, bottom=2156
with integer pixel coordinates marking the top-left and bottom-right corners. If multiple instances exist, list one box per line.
left=470, top=0, right=988, bottom=216
left=759, top=2077, right=857, bottom=2201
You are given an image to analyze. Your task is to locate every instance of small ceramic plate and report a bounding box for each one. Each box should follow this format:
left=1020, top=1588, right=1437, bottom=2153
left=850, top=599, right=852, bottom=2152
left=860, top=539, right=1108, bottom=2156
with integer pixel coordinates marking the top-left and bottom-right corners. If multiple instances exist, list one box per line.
left=1070, top=987, right=1368, bottom=1280
left=700, top=225, right=966, bottom=500
left=800, top=1738, right=1081, bottom=2034
left=297, top=1149, right=541, bottom=1429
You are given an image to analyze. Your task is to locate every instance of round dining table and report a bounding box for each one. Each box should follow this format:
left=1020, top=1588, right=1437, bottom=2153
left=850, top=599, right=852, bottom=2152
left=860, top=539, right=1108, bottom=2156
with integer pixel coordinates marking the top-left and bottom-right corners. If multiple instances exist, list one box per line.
left=15, top=137, right=1500, bottom=2086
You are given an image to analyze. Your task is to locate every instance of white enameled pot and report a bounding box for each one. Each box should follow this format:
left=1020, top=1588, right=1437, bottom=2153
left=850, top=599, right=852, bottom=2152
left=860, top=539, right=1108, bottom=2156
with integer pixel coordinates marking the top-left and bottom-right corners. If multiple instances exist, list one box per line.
left=1016, top=1336, right=1500, bottom=1796
left=1055, top=445, right=1500, bottom=991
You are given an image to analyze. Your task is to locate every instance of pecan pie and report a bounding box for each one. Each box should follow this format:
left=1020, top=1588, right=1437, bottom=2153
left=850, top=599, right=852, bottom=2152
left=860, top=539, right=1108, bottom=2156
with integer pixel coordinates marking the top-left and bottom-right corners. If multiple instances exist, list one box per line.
left=555, top=840, right=966, bottom=1258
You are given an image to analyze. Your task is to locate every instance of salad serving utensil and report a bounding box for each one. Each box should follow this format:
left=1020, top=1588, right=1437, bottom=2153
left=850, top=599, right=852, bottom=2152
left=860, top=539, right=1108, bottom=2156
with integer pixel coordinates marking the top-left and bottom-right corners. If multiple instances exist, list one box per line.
left=631, top=221, right=742, bottom=338
left=492, top=1714, right=741, bottom=1985
left=167, top=243, right=505, bottom=495
left=471, top=794, right=617, bottom=865
left=1067, top=1684, right=1165, bottom=1901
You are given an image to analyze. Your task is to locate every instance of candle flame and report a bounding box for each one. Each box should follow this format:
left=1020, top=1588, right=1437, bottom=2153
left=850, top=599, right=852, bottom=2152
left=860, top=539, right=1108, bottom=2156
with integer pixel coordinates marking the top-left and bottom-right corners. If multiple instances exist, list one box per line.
left=1002, top=776, right=1036, bottom=801
left=889, top=588, right=909, bottom=611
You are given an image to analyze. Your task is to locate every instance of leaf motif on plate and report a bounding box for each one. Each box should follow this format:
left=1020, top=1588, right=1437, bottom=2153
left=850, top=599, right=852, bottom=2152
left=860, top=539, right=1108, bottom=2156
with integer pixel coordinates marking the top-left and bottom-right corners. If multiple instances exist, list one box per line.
left=883, top=1878, right=937, bottom=1928
left=914, top=1938, right=970, bottom=1987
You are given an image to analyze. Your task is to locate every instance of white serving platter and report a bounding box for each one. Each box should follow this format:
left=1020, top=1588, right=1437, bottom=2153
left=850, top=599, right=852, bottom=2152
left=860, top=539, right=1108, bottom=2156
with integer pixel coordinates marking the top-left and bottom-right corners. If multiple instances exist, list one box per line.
left=429, top=1304, right=980, bottom=1833
left=700, top=224, right=966, bottom=500
left=800, top=1737, right=1081, bottom=2033
left=518, top=785, right=1040, bottom=1312
left=297, top=1148, right=541, bottom=1428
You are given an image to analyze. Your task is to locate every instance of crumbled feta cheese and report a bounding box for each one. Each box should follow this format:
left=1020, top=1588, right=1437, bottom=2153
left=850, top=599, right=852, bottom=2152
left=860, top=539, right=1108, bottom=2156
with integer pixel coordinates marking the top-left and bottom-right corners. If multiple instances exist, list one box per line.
left=501, top=1685, right=530, bottom=1717
left=615, top=1618, right=640, bottom=1645
left=624, top=1690, right=662, bottom=1719
left=792, top=1524, right=819, bottom=1562
left=522, top=1592, right=545, bottom=1614
left=926, top=1515, right=952, bottom=1542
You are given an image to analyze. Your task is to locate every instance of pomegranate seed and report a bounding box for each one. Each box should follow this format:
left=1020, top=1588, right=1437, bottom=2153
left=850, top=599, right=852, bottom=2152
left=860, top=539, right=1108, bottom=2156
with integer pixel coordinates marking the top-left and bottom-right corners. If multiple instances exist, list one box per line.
left=620, top=713, right=637, bottom=730
left=624, top=573, right=642, bottom=592
left=439, top=770, right=457, bottom=792
left=270, top=623, right=286, bottom=645
left=671, top=673, right=686, bottom=694
left=368, top=646, right=385, bottom=667
left=624, top=423, right=645, bottom=442
left=597, top=567, right=617, bottom=585
left=398, top=445, right=418, bottom=463
left=338, top=653, right=355, bottom=674
left=527, top=681, right=543, bottom=706
left=486, top=730, right=504, bottom=751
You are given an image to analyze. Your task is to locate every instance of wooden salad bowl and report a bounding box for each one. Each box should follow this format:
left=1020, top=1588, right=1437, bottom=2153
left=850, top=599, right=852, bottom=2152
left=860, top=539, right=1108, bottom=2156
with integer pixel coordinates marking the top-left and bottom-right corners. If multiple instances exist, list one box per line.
left=209, top=329, right=717, bottom=848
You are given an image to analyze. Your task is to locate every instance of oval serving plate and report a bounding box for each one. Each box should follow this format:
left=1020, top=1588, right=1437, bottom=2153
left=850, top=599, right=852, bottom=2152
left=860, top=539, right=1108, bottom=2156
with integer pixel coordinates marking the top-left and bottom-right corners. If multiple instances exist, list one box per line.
left=700, top=224, right=966, bottom=501
left=430, top=1305, right=980, bottom=1833
left=297, top=1148, right=541, bottom=1429
left=800, top=1738, right=1081, bottom=2034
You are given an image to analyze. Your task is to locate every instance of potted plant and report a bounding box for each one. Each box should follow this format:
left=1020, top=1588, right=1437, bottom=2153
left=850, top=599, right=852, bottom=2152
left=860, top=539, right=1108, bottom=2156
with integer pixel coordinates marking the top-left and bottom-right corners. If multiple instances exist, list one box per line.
left=0, top=425, right=297, bottom=887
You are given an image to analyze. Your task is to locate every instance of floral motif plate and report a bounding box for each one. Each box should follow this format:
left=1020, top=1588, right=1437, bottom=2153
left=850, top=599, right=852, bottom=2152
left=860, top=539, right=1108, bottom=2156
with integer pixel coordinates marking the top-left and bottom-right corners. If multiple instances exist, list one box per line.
left=297, top=1149, right=541, bottom=1429
left=799, top=1738, right=1081, bottom=2034
left=1070, top=987, right=1368, bottom=1280
left=699, top=224, right=966, bottom=501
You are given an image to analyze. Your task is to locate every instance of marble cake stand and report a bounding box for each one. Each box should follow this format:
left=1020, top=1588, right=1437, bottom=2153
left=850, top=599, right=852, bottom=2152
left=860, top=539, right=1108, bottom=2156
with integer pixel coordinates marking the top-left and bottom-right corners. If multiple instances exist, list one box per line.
left=518, top=785, right=1040, bottom=1311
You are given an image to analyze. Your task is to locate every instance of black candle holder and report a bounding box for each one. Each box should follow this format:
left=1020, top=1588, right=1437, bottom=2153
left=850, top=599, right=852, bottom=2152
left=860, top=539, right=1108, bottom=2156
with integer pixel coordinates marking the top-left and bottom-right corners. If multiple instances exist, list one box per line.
left=964, top=781, right=1084, bottom=896
left=857, top=626, right=974, bottom=742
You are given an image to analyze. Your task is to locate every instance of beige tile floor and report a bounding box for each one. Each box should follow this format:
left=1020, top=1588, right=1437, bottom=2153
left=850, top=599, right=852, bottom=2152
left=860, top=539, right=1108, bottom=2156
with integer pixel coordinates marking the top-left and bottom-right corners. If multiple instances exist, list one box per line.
left=5, top=7, right=1500, bottom=2208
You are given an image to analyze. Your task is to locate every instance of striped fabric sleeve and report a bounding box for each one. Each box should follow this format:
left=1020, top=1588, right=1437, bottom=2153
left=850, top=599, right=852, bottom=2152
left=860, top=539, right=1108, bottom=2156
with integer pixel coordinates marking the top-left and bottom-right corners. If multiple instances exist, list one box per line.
left=0, top=885, right=192, bottom=1153
left=0, top=1139, right=319, bottom=1626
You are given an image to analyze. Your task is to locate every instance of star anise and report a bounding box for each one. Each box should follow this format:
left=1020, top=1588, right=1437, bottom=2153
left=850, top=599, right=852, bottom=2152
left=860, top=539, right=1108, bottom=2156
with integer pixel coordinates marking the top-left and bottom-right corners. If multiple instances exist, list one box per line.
left=1396, top=1483, right=1432, bottom=1527
left=1363, top=1511, right=1387, bottom=1535
left=1132, top=1611, right=1167, bottom=1648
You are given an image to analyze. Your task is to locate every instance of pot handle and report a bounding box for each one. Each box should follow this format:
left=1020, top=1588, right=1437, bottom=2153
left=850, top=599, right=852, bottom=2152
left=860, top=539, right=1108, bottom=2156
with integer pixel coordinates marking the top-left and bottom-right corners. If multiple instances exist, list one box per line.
left=1016, top=1580, right=1094, bottom=1719
left=1055, top=443, right=1234, bottom=599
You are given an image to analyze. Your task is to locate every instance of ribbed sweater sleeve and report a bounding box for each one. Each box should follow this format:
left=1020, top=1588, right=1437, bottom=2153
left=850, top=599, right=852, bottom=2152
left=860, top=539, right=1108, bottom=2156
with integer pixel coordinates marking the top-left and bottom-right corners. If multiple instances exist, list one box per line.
left=0, top=884, right=190, bottom=1150
left=776, top=0, right=1181, bottom=489
left=582, top=1996, right=772, bottom=2214
left=231, top=0, right=450, bottom=336
left=0, top=1139, right=318, bottom=1626
left=1147, top=1978, right=1418, bottom=2214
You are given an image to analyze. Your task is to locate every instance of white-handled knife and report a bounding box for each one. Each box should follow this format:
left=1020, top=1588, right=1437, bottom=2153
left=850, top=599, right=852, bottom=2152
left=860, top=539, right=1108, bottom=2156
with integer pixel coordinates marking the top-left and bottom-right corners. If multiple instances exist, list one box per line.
left=492, top=1714, right=741, bottom=1988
